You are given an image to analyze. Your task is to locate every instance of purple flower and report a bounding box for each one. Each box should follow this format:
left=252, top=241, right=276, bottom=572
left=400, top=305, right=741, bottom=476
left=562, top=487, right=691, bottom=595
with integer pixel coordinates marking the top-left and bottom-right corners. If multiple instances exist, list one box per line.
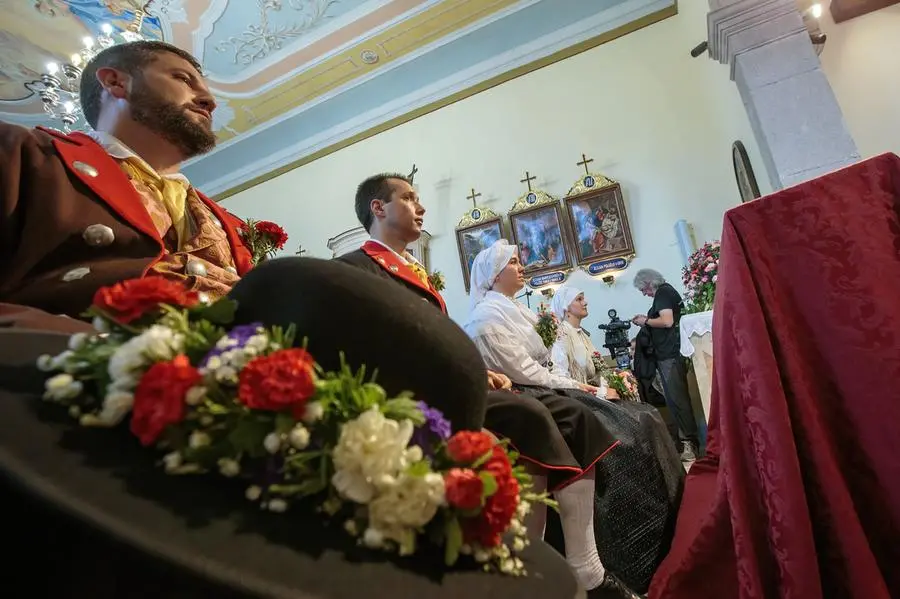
left=410, top=401, right=451, bottom=453
left=201, top=322, right=264, bottom=367
left=418, top=401, right=452, bottom=440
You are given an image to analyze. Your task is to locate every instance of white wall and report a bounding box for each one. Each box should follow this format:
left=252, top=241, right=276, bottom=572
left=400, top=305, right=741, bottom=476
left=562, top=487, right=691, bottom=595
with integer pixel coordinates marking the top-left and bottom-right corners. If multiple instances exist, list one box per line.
left=819, top=4, right=900, bottom=159
left=221, top=0, right=763, bottom=332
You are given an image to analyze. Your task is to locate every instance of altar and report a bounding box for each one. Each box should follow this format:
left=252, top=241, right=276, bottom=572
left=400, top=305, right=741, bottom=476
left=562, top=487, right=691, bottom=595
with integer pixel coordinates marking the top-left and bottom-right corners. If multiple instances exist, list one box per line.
left=680, top=310, right=713, bottom=424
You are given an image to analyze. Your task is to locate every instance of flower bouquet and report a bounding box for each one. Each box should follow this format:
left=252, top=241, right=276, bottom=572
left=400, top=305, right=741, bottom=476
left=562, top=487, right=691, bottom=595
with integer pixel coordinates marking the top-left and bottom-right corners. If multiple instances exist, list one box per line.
left=535, top=303, right=559, bottom=349
left=241, top=219, right=289, bottom=265
left=428, top=270, right=446, bottom=292
left=591, top=352, right=638, bottom=401
left=605, top=369, right=638, bottom=401
left=37, top=277, right=550, bottom=575
left=682, top=241, right=720, bottom=314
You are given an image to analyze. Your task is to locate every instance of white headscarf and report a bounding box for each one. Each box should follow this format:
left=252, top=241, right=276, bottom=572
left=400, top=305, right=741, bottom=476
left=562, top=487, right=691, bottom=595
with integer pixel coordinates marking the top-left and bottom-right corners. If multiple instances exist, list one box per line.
left=468, top=239, right=516, bottom=312
left=549, top=285, right=583, bottom=320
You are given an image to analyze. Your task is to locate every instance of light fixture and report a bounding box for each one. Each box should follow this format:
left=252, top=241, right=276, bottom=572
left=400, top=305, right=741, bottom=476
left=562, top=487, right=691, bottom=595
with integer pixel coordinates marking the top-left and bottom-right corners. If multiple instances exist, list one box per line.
left=811, top=3, right=823, bottom=19
left=24, top=4, right=152, bottom=131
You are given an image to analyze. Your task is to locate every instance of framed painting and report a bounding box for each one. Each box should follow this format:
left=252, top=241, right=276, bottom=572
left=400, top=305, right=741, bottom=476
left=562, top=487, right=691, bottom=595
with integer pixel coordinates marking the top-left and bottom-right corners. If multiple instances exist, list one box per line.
left=456, top=207, right=505, bottom=292
left=732, top=141, right=761, bottom=203
left=563, top=176, right=635, bottom=267
left=507, top=190, right=574, bottom=280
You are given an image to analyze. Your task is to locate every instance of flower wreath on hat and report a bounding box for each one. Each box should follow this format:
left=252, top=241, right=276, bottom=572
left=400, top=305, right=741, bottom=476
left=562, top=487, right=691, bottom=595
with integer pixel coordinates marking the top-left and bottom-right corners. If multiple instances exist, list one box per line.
left=37, top=277, right=553, bottom=575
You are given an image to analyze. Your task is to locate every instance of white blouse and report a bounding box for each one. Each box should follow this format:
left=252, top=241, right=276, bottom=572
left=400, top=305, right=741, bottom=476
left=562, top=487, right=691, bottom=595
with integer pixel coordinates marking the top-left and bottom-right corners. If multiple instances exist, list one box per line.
left=465, top=291, right=580, bottom=390
left=550, top=321, right=609, bottom=396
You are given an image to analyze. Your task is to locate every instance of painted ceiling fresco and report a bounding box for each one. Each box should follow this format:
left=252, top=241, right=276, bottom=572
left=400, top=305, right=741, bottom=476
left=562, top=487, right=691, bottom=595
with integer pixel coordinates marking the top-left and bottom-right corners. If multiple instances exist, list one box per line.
left=0, top=0, right=676, bottom=196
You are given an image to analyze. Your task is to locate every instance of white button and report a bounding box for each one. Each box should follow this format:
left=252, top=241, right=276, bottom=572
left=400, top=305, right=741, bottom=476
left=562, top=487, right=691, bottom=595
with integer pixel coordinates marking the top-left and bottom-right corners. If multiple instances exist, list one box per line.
left=211, top=217, right=223, bottom=228
left=225, top=266, right=237, bottom=275
left=73, top=161, right=98, bottom=177
left=197, top=292, right=210, bottom=304
left=62, top=267, right=91, bottom=282
left=82, top=224, right=115, bottom=247
left=186, top=260, right=207, bottom=277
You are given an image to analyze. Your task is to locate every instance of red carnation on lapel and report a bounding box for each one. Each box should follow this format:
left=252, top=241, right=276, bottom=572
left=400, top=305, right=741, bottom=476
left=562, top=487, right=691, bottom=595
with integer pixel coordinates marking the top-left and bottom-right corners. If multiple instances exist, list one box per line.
left=241, top=219, right=289, bottom=265
left=93, top=277, right=199, bottom=324
left=254, top=221, right=288, bottom=249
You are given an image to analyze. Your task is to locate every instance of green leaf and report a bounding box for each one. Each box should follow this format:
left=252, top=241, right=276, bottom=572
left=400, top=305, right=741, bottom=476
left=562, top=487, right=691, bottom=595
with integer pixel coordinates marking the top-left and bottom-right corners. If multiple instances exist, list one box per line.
left=227, top=418, right=271, bottom=457
left=274, top=412, right=296, bottom=434
left=470, top=449, right=493, bottom=470
left=406, top=460, right=431, bottom=478
left=479, top=471, right=498, bottom=498
left=444, top=517, right=463, bottom=566
left=383, top=396, right=425, bottom=425
left=194, top=298, right=238, bottom=325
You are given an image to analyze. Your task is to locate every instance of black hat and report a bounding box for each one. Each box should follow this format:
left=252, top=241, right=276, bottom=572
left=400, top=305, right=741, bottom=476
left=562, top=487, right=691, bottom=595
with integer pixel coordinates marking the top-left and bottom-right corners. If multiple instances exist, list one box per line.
left=0, top=259, right=581, bottom=599
left=228, top=258, right=488, bottom=431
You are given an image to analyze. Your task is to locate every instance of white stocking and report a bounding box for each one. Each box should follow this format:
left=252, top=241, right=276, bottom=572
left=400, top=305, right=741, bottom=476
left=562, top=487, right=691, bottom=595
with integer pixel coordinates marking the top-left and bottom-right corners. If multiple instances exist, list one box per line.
left=523, top=474, right=547, bottom=540
left=555, top=472, right=606, bottom=590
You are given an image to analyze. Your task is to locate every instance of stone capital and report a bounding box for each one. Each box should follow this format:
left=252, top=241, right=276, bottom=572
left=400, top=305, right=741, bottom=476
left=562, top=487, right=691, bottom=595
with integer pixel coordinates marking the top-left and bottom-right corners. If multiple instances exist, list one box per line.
left=707, top=0, right=807, bottom=80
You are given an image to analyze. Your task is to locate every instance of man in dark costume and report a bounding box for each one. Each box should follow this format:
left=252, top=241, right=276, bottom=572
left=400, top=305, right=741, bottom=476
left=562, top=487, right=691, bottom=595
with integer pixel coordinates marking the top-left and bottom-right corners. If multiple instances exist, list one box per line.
left=338, top=172, right=649, bottom=599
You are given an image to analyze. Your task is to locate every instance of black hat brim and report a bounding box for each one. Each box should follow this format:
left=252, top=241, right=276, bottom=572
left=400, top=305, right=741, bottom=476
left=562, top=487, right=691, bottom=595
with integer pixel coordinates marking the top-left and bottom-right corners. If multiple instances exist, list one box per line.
left=0, top=332, right=581, bottom=599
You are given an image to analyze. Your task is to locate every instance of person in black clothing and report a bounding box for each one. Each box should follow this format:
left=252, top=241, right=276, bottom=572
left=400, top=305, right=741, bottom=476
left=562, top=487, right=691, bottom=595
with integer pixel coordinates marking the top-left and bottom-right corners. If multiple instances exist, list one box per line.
left=631, top=269, right=699, bottom=462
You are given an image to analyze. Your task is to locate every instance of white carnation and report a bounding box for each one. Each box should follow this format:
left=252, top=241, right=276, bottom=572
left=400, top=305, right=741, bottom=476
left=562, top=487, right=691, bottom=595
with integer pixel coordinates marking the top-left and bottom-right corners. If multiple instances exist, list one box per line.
left=366, top=471, right=445, bottom=554
left=330, top=408, right=415, bottom=504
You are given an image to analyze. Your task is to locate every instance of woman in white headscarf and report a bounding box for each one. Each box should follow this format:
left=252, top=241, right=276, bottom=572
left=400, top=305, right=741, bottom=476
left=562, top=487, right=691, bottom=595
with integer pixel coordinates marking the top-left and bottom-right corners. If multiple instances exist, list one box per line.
left=464, top=241, right=684, bottom=595
left=549, top=286, right=608, bottom=387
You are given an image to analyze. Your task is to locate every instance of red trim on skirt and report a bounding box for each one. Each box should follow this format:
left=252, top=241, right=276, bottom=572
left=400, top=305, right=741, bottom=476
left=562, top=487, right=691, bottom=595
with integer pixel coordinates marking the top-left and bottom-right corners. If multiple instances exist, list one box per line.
left=501, top=437, right=622, bottom=492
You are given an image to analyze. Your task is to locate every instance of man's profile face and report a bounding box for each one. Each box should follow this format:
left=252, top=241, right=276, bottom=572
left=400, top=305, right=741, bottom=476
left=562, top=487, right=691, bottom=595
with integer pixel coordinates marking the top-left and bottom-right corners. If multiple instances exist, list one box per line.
left=128, top=51, right=217, bottom=158
left=380, top=178, right=425, bottom=241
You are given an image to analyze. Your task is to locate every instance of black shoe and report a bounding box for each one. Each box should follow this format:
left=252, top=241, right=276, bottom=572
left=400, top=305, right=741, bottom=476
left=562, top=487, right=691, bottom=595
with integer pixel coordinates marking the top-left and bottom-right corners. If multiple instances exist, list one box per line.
left=587, top=573, right=646, bottom=599
left=679, top=440, right=698, bottom=462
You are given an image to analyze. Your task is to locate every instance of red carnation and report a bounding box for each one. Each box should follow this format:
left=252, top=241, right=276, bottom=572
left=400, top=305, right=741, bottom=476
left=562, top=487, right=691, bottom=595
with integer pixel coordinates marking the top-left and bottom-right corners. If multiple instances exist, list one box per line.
left=446, top=430, right=494, bottom=464
left=252, top=220, right=289, bottom=250
left=131, top=355, right=200, bottom=446
left=461, top=446, right=520, bottom=547
left=445, top=468, right=484, bottom=510
left=93, top=277, right=199, bottom=324
left=238, top=348, right=316, bottom=417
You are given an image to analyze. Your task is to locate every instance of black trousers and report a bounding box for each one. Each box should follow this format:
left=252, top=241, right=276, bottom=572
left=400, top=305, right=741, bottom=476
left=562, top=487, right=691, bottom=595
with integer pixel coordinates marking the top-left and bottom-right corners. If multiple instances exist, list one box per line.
left=656, top=357, right=699, bottom=445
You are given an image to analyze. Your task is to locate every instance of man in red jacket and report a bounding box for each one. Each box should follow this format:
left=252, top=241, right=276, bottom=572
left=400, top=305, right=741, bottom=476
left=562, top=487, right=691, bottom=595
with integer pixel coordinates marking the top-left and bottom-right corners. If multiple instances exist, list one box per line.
left=0, top=40, right=253, bottom=332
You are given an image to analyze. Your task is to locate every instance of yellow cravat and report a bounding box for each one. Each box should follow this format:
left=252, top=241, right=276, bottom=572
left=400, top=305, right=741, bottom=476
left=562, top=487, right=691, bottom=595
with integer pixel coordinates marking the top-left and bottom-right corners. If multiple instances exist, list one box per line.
left=119, top=157, right=189, bottom=248
left=406, top=260, right=430, bottom=287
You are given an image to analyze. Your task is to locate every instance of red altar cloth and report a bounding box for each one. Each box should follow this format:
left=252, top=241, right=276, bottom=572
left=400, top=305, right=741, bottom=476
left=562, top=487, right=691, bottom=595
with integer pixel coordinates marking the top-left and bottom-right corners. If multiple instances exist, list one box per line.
left=649, top=154, right=900, bottom=599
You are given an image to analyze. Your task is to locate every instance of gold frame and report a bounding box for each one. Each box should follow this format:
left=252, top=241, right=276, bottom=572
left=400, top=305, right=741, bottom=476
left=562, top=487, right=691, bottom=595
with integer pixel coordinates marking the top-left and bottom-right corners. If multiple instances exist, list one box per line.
left=562, top=173, right=635, bottom=268
left=507, top=190, right=575, bottom=280
left=455, top=207, right=505, bottom=292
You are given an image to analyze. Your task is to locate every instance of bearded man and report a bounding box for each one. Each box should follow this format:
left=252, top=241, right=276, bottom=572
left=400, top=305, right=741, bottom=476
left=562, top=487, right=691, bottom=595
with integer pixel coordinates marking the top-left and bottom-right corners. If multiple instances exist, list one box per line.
left=0, top=41, right=253, bottom=332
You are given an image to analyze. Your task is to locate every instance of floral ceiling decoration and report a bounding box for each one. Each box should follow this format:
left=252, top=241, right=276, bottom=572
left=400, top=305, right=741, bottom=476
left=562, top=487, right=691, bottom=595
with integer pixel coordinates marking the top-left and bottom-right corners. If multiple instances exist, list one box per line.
left=1, top=0, right=676, bottom=196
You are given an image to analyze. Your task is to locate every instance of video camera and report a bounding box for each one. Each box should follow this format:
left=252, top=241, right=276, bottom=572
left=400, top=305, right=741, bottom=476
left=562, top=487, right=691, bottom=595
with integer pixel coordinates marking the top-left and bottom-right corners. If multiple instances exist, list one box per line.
left=598, top=308, right=632, bottom=369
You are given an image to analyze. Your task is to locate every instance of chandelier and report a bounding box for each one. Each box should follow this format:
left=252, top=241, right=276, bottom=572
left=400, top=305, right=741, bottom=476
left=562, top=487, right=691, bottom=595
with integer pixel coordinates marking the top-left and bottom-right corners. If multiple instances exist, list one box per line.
left=26, top=5, right=151, bottom=131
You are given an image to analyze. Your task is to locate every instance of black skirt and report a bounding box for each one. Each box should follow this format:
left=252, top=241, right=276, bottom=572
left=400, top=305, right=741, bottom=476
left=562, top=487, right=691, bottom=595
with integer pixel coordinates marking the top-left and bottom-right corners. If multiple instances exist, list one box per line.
left=531, top=387, right=685, bottom=593
left=483, top=388, right=618, bottom=490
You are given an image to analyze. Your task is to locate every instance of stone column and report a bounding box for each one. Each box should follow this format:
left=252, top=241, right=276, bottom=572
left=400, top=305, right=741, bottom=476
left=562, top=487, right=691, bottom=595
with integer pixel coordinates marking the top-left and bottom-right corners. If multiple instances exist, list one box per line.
left=708, top=0, right=860, bottom=189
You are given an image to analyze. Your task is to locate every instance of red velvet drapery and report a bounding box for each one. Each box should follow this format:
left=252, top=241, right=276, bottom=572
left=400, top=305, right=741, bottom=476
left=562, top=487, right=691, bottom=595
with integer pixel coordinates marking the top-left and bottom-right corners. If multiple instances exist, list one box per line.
left=650, top=153, right=900, bottom=599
